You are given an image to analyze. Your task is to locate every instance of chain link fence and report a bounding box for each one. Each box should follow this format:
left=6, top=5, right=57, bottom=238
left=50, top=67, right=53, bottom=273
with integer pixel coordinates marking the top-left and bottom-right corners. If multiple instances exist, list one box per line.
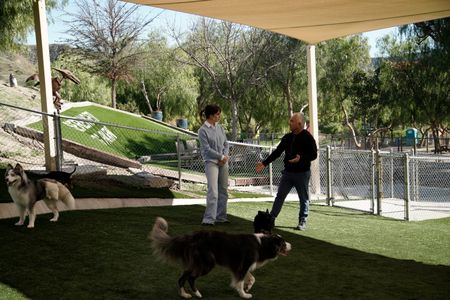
left=1, top=102, right=449, bottom=221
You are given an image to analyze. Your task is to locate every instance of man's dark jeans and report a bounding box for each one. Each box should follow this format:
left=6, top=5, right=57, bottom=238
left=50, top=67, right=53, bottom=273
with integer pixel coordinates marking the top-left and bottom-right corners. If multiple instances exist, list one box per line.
left=270, top=170, right=311, bottom=222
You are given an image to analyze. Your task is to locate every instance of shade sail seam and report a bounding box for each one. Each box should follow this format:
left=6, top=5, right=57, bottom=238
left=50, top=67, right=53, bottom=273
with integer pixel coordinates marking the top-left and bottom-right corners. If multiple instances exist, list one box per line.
left=267, top=9, right=450, bottom=31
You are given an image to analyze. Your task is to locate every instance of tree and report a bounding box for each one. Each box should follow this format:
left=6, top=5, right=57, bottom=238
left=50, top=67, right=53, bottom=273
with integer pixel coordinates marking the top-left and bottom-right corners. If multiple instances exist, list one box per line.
left=173, top=19, right=279, bottom=141
left=64, top=0, right=158, bottom=108
left=378, top=18, right=450, bottom=150
left=264, top=34, right=308, bottom=117
left=317, top=36, right=372, bottom=139
left=0, top=0, right=65, bottom=50
left=116, top=32, right=198, bottom=122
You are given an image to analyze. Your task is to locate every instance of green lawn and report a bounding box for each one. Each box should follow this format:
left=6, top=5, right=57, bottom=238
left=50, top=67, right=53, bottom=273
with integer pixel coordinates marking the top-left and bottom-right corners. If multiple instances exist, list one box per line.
left=0, top=203, right=449, bottom=300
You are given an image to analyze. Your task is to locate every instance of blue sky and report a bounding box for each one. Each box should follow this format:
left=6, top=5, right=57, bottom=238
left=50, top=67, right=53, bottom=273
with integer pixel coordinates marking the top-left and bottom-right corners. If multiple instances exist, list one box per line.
left=28, top=2, right=396, bottom=57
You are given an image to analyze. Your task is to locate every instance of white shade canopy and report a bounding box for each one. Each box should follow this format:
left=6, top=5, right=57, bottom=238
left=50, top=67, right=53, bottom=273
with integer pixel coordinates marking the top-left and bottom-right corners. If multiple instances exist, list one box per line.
left=123, top=0, right=450, bottom=43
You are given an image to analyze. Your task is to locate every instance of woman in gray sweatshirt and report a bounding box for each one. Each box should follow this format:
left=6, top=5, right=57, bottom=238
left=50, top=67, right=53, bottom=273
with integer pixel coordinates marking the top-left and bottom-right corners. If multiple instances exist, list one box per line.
left=198, top=104, right=230, bottom=225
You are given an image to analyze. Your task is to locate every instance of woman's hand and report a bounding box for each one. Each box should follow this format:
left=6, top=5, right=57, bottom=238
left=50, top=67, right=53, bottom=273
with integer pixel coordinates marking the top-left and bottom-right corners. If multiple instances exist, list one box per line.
left=218, top=155, right=229, bottom=166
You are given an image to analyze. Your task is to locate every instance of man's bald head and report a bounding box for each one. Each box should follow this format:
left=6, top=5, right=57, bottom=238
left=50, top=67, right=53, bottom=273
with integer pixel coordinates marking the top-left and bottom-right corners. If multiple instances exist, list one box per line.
left=289, top=112, right=305, bottom=133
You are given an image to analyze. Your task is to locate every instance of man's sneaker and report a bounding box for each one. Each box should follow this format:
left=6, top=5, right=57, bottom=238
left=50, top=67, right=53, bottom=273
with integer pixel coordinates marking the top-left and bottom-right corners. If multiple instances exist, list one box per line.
left=294, top=219, right=307, bottom=231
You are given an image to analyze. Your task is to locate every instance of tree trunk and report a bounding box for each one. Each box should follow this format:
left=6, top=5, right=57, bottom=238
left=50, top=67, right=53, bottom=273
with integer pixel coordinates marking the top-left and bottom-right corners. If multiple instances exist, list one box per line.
left=432, top=125, right=441, bottom=153
left=231, top=99, right=238, bottom=141
left=341, top=104, right=361, bottom=148
left=111, top=79, right=117, bottom=109
left=141, top=81, right=153, bottom=114
left=284, top=84, right=293, bottom=117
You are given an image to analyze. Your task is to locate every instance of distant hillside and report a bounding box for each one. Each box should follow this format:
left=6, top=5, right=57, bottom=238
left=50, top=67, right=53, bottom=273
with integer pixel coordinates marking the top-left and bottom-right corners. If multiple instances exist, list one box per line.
left=0, top=51, right=37, bottom=84
left=27, top=44, right=71, bottom=64
left=0, top=44, right=71, bottom=83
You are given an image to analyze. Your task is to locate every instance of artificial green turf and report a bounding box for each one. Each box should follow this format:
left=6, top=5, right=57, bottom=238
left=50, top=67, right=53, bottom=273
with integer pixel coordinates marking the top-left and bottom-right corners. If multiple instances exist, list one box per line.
left=0, top=283, right=28, bottom=300
left=0, top=203, right=449, bottom=300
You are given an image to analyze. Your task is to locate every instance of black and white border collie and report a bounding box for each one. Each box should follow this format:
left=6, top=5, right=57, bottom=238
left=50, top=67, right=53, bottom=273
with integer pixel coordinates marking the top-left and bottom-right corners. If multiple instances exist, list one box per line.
left=149, top=217, right=291, bottom=299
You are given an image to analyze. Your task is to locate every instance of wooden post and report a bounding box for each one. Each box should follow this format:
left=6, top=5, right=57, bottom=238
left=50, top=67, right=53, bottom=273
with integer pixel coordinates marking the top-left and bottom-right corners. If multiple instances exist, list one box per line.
left=33, top=0, right=57, bottom=171
left=307, top=45, right=320, bottom=195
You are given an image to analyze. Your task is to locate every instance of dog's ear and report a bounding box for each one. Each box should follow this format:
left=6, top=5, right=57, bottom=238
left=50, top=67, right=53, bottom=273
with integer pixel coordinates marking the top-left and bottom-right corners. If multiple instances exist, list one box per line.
left=14, top=163, right=23, bottom=172
left=266, top=209, right=269, bottom=213
left=7, top=164, right=13, bottom=170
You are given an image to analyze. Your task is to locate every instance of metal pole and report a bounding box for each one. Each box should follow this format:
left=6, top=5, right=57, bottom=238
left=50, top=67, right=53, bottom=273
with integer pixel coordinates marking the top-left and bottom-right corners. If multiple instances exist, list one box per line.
left=176, top=135, right=182, bottom=189
left=370, top=149, right=376, bottom=214
left=269, top=147, right=274, bottom=196
left=53, top=113, right=63, bottom=171
left=413, top=150, right=420, bottom=202
left=376, top=148, right=382, bottom=216
left=375, top=138, right=382, bottom=216
left=326, top=145, right=333, bottom=206
left=404, top=153, right=410, bottom=221
left=390, top=148, right=394, bottom=199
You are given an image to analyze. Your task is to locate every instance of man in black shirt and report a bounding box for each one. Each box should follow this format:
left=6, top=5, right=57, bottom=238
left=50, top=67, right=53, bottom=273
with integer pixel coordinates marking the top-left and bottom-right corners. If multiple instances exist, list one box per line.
left=256, top=112, right=317, bottom=230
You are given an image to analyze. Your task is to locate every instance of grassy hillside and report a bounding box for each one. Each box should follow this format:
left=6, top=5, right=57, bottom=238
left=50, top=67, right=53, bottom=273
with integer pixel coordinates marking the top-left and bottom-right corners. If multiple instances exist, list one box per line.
left=28, top=104, right=192, bottom=158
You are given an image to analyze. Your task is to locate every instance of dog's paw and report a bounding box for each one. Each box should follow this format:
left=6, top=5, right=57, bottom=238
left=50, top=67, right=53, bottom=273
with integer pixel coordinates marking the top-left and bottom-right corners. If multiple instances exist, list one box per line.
left=193, top=290, right=202, bottom=298
left=244, top=274, right=255, bottom=292
left=239, top=292, right=252, bottom=299
left=50, top=218, right=58, bottom=222
left=27, top=224, right=35, bottom=229
left=14, top=222, right=24, bottom=226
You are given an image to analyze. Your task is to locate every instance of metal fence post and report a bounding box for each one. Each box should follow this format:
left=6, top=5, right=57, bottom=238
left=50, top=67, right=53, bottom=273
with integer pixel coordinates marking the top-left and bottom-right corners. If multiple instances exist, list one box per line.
left=326, top=145, right=333, bottom=206
left=53, top=112, right=63, bottom=171
left=176, top=135, right=182, bottom=189
left=376, top=141, right=382, bottom=216
left=269, top=146, right=274, bottom=196
left=413, top=150, right=420, bottom=202
left=370, top=149, right=376, bottom=214
left=404, top=153, right=410, bottom=221
left=390, top=148, right=394, bottom=198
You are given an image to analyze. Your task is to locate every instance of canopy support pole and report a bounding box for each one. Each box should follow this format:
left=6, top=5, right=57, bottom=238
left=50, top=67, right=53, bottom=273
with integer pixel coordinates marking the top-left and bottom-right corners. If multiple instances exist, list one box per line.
left=33, top=0, right=57, bottom=171
left=307, top=45, right=321, bottom=195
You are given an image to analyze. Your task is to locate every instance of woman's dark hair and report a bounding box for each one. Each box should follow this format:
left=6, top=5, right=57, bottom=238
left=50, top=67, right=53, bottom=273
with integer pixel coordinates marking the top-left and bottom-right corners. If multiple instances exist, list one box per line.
left=200, top=104, right=221, bottom=119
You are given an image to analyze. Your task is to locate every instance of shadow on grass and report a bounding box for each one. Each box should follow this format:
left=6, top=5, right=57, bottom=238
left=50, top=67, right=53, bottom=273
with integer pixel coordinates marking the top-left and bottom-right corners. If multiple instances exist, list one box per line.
left=0, top=168, right=177, bottom=203
left=0, top=205, right=449, bottom=300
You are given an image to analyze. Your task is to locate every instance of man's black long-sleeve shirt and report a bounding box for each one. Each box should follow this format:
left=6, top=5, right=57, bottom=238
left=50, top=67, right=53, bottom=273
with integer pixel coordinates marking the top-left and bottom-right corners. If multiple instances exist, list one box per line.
left=262, top=130, right=318, bottom=173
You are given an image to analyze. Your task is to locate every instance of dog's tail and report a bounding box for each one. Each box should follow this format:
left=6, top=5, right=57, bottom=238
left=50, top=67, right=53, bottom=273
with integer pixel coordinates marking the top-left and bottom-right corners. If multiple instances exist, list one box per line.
left=68, top=164, right=77, bottom=175
left=149, top=217, right=177, bottom=262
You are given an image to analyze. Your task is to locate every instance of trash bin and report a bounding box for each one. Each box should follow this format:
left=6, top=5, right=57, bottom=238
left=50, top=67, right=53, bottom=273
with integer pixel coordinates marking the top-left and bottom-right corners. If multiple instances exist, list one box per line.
left=405, top=128, right=418, bottom=146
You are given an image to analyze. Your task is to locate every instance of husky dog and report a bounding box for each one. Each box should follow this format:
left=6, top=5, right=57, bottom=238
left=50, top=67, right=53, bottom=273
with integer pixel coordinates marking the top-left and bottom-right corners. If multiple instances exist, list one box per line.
left=253, top=209, right=275, bottom=233
left=5, top=163, right=76, bottom=228
left=149, top=217, right=291, bottom=299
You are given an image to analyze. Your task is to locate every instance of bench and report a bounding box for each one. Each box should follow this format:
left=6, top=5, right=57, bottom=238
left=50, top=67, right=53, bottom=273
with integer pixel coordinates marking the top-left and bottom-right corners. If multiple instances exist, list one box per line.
left=176, top=139, right=201, bottom=167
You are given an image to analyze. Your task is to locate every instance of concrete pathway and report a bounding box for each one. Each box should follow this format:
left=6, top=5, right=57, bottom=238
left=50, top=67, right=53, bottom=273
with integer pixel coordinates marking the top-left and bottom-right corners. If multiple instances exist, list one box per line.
left=333, top=198, right=450, bottom=221
left=1, top=195, right=449, bottom=222
left=0, top=197, right=277, bottom=220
